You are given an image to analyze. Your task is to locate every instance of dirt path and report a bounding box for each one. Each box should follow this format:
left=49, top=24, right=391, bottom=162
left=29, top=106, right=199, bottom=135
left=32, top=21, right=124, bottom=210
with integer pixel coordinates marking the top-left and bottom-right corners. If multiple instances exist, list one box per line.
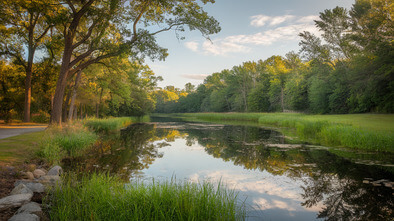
left=0, top=125, right=47, bottom=139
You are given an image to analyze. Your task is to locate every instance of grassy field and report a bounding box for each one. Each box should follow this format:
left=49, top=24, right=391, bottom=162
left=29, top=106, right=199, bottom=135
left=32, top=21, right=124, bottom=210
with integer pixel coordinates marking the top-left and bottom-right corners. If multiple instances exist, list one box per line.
left=175, top=113, right=394, bottom=153
left=46, top=173, right=245, bottom=221
left=0, top=131, right=45, bottom=165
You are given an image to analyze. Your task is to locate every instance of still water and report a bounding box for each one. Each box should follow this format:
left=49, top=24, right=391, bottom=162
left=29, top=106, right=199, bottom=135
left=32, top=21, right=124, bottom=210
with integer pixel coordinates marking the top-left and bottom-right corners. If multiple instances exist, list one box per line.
left=69, top=117, right=394, bottom=220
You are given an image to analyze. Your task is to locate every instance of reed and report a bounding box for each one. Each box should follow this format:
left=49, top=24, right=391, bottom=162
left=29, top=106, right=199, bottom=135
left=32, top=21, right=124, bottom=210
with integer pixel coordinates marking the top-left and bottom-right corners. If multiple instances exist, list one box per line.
left=37, top=123, right=97, bottom=165
left=84, top=117, right=133, bottom=133
left=45, top=173, right=245, bottom=221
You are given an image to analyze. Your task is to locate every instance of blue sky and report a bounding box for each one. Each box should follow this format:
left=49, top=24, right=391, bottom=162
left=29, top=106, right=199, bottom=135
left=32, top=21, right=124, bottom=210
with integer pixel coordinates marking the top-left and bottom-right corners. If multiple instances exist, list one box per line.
left=146, top=0, right=355, bottom=89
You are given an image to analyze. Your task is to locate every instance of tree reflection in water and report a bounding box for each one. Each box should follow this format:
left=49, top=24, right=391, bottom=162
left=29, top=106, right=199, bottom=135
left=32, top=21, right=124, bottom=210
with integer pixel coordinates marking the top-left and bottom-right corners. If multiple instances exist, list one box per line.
left=65, top=121, right=394, bottom=219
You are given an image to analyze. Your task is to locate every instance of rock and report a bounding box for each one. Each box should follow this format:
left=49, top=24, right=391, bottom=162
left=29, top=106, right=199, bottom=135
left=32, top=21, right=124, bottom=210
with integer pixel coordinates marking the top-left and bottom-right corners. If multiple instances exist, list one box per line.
left=26, top=164, right=37, bottom=172
left=47, top=165, right=63, bottom=176
left=26, top=172, right=35, bottom=180
left=10, top=184, right=33, bottom=196
left=14, top=180, right=45, bottom=193
left=33, top=169, right=46, bottom=178
left=16, top=202, right=42, bottom=214
left=0, top=193, right=33, bottom=211
left=38, top=175, right=61, bottom=186
left=8, top=213, right=39, bottom=221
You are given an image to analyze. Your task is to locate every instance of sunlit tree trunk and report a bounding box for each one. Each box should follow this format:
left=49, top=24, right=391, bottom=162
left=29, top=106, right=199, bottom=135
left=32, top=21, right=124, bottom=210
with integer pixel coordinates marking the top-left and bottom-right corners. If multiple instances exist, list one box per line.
left=68, top=70, right=82, bottom=121
left=23, top=45, right=34, bottom=122
left=63, top=88, right=72, bottom=122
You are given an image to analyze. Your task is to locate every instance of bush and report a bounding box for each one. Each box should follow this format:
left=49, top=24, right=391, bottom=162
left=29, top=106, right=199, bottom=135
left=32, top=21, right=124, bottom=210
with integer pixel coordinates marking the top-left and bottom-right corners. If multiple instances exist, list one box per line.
left=31, top=110, right=50, bottom=123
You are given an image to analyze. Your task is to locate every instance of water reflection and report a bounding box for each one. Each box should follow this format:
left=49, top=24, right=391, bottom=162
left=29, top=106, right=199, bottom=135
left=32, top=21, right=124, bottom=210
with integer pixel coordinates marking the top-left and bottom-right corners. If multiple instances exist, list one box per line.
left=65, top=120, right=394, bottom=220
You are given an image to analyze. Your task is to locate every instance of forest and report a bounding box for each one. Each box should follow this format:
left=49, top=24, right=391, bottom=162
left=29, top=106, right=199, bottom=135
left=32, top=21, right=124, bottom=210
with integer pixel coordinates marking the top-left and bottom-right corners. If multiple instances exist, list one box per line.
left=0, top=0, right=393, bottom=124
left=155, top=1, right=393, bottom=114
left=0, top=0, right=220, bottom=124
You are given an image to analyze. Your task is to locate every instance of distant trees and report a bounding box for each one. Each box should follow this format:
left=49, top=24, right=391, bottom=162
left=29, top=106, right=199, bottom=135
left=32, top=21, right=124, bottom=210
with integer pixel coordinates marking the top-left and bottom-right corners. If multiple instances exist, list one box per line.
left=156, top=0, right=393, bottom=114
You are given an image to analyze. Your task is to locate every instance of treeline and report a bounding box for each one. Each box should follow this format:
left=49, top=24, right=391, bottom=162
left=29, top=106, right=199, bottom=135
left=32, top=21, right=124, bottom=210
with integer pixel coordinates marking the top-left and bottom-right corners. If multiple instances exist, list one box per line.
left=156, top=0, right=393, bottom=114
left=0, top=55, right=160, bottom=123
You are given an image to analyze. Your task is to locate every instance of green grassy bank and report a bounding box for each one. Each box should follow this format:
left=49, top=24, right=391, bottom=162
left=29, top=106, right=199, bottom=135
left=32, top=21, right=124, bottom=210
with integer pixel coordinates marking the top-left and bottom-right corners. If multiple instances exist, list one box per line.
left=83, top=117, right=134, bottom=133
left=46, top=173, right=244, bottom=221
left=175, top=113, right=394, bottom=153
left=37, top=117, right=136, bottom=166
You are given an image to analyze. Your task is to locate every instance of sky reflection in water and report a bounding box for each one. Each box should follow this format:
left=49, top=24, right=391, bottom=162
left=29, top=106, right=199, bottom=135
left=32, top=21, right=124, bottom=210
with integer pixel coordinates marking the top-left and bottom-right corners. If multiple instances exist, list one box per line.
left=71, top=119, right=394, bottom=220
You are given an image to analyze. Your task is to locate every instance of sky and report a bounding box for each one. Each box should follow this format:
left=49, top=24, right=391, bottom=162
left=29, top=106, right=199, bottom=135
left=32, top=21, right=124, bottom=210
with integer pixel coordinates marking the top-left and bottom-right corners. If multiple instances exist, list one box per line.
left=146, top=0, right=355, bottom=89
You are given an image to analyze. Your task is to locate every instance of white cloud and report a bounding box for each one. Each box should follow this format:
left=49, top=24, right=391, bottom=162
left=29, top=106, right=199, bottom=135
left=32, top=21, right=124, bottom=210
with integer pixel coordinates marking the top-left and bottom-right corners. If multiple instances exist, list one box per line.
left=251, top=15, right=296, bottom=27
left=181, top=74, right=209, bottom=80
left=202, top=40, right=251, bottom=56
left=250, top=15, right=271, bottom=27
left=296, top=15, right=320, bottom=24
left=184, top=14, right=320, bottom=56
left=184, top=41, right=199, bottom=52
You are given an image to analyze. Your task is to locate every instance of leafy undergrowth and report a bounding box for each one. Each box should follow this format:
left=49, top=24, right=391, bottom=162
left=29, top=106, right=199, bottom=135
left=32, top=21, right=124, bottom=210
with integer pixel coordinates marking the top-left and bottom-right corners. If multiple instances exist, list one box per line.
left=45, top=173, right=245, bottom=221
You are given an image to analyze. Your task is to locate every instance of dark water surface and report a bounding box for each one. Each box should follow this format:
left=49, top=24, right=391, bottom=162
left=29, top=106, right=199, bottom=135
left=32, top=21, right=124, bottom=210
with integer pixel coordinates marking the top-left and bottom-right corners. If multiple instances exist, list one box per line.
left=67, top=117, right=394, bottom=220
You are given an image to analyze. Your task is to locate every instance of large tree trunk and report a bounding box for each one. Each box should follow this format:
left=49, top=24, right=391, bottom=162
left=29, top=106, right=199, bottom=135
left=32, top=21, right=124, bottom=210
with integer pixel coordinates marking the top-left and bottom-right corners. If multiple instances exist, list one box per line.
left=63, top=88, right=72, bottom=122
left=68, top=70, right=82, bottom=121
left=50, top=36, right=74, bottom=125
left=23, top=44, right=35, bottom=122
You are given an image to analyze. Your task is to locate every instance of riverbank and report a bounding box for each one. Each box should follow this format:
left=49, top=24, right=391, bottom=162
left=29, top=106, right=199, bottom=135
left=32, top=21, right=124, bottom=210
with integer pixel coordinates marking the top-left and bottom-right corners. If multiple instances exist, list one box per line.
left=32, top=117, right=244, bottom=220
left=166, top=113, right=394, bottom=153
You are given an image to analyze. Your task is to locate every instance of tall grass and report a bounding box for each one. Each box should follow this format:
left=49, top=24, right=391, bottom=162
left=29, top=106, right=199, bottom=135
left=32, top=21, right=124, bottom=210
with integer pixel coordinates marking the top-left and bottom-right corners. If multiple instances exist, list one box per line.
left=84, top=117, right=133, bottom=133
left=45, top=173, right=245, bottom=221
left=179, top=113, right=394, bottom=153
left=37, top=123, right=97, bottom=165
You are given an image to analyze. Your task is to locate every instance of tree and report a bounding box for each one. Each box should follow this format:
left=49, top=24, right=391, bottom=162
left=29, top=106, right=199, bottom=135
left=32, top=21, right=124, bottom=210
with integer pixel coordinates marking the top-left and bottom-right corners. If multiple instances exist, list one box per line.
left=50, top=0, right=220, bottom=125
left=0, top=0, right=56, bottom=122
left=265, top=56, right=290, bottom=112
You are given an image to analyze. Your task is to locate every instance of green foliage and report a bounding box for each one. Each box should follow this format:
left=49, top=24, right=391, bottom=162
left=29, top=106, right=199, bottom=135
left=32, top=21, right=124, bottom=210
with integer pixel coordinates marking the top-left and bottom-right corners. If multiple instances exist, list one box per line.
left=31, top=110, right=51, bottom=123
left=45, top=173, right=245, bottom=221
left=308, top=76, right=331, bottom=114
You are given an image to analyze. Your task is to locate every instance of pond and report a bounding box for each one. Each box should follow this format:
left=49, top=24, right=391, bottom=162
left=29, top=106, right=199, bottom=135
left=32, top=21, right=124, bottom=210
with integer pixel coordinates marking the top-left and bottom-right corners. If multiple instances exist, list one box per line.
left=67, top=117, right=394, bottom=220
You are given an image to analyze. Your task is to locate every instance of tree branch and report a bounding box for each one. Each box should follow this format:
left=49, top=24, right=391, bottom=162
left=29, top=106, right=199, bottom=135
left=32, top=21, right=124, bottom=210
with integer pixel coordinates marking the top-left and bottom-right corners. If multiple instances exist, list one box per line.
left=66, top=0, right=76, bottom=14
left=131, top=0, right=151, bottom=43
left=69, top=48, right=95, bottom=67
left=150, top=23, right=185, bottom=36
left=34, top=25, right=53, bottom=47
left=72, top=19, right=99, bottom=50
left=68, top=51, right=119, bottom=78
